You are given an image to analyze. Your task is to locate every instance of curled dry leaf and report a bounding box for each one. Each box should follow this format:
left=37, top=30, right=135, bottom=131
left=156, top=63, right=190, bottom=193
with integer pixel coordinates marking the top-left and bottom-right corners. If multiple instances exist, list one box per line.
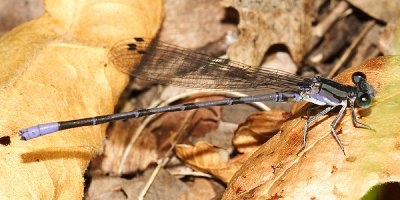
left=221, top=0, right=313, bottom=65
left=0, top=0, right=162, bottom=198
left=233, top=110, right=291, bottom=153
left=175, top=141, right=252, bottom=183
left=223, top=56, right=400, bottom=199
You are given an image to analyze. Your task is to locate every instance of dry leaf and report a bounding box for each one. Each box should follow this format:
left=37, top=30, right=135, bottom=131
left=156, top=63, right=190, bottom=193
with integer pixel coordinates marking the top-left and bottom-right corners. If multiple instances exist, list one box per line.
left=233, top=110, right=291, bottom=153
left=160, top=0, right=237, bottom=48
left=223, top=56, right=400, bottom=199
left=90, top=120, right=159, bottom=175
left=192, top=121, right=237, bottom=150
left=91, top=94, right=222, bottom=175
left=86, top=176, right=129, bottom=199
left=179, top=178, right=225, bottom=200
left=261, top=51, right=298, bottom=74
left=175, top=141, right=251, bottom=183
left=221, top=0, right=313, bottom=65
left=0, top=0, right=163, bottom=198
left=347, top=0, right=400, bottom=22
left=87, top=168, right=189, bottom=199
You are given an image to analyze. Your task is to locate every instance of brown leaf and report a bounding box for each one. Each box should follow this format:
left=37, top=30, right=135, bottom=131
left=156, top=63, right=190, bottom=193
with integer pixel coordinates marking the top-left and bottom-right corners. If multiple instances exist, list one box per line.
left=175, top=141, right=252, bottom=183
left=0, top=0, right=162, bottom=198
left=192, top=121, right=237, bottom=150
left=90, top=120, right=159, bottom=175
left=223, top=56, right=399, bottom=199
left=91, top=94, right=223, bottom=175
left=221, top=0, right=313, bottom=64
left=179, top=178, right=225, bottom=200
left=87, top=168, right=189, bottom=200
left=160, top=0, right=237, bottom=48
left=87, top=176, right=129, bottom=199
left=233, top=110, right=291, bottom=153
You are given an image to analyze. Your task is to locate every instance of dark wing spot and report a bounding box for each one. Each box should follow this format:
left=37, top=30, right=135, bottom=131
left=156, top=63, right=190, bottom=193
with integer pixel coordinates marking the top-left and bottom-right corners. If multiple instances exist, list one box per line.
left=137, top=50, right=147, bottom=54
left=127, top=43, right=137, bottom=50
left=134, top=37, right=144, bottom=42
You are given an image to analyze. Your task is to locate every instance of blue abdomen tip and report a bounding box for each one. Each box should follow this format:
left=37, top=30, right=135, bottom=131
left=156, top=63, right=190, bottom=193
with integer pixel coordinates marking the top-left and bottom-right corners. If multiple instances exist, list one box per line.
left=19, top=122, right=60, bottom=140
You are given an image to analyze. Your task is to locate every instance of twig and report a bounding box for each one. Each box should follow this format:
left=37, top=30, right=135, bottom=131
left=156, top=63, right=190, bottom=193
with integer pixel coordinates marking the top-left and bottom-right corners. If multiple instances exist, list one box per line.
left=312, top=1, right=349, bottom=48
left=171, top=171, right=213, bottom=178
left=327, top=21, right=375, bottom=78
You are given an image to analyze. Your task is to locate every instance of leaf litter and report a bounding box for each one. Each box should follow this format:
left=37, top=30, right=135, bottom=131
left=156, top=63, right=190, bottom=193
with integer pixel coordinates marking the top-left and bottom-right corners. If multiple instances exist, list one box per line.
left=2, top=0, right=400, bottom=199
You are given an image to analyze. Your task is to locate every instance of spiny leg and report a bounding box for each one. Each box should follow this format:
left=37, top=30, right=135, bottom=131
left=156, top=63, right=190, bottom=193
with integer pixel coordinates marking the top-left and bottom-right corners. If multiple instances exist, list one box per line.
left=349, top=99, right=374, bottom=130
left=330, top=103, right=347, bottom=155
left=298, top=106, right=336, bottom=155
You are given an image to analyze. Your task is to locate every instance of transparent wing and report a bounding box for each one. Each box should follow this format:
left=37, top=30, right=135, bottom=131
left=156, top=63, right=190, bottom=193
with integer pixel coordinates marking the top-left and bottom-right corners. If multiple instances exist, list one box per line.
left=108, top=37, right=305, bottom=90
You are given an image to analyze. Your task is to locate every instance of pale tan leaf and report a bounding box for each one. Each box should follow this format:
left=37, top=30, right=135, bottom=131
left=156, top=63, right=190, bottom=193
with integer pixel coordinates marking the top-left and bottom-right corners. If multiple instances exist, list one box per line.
left=0, top=0, right=163, bottom=198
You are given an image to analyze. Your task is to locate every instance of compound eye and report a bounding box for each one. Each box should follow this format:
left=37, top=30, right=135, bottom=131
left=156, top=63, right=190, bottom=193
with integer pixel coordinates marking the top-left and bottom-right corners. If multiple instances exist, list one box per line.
left=352, top=72, right=367, bottom=84
left=356, top=93, right=372, bottom=108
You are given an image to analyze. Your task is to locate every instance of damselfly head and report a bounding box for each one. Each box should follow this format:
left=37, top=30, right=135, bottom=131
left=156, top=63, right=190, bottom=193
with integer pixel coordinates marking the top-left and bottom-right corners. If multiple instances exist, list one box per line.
left=352, top=72, right=377, bottom=108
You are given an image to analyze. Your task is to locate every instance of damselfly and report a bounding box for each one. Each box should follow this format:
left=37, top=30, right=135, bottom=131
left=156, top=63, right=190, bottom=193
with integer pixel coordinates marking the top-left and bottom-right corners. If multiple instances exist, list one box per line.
left=19, top=37, right=377, bottom=154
